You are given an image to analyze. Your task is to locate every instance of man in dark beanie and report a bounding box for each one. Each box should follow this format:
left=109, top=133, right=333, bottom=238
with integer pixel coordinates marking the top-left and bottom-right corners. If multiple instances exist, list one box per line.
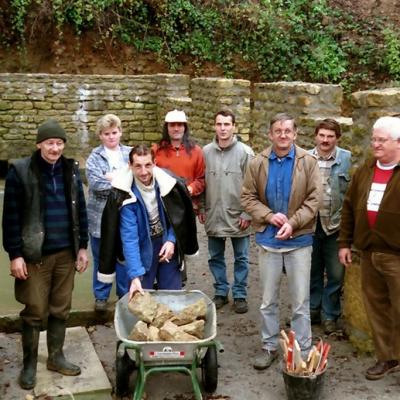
left=2, top=119, right=89, bottom=390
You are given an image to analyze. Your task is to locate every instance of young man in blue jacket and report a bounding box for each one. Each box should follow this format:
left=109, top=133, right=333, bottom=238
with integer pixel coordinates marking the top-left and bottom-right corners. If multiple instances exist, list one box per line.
left=98, top=144, right=198, bottom=299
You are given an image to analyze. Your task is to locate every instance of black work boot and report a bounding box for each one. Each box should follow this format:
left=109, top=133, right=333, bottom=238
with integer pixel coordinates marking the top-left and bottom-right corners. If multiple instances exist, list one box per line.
left=19, top=322, right=40, bottom=390
left=46, top=316, right=81, bottom=376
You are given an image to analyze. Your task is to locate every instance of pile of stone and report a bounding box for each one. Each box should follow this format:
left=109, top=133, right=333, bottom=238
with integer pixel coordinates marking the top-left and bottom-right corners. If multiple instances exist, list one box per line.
left=127, top=292, right=207, bottom=342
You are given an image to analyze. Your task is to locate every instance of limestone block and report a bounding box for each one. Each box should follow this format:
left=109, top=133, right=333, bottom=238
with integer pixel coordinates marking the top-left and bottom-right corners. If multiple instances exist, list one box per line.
left=128, top=321, right=149, bottom=341
left=128, top=292, right=158, bottom=323
left=13, top=101, right=33, bottom=109
left=144, top=132, right=160, bottom=141
left=34, top=102, right=52, bottom=110
left=171, top=298, right=207, bottom=326
left=343, top=261, right=374, bottom=353
left=159, top=321, right=198, bottom=342
left=0, top=101, right=12, bottom=110
left=2, top=93, right=28, bottom=100
left=107, top=102, right=124, bottom=110
left=125, top=102, right=145, bottom=109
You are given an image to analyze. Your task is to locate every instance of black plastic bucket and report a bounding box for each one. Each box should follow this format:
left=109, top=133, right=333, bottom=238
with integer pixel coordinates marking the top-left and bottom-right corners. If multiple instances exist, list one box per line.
left=282, top=368, right=326, bottom=400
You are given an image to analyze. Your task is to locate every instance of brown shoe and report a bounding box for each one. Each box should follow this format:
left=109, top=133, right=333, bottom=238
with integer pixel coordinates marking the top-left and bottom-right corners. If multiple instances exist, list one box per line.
left=365, top=360, right=400, bottom=380
left=322, top=319, right=336, bottom=335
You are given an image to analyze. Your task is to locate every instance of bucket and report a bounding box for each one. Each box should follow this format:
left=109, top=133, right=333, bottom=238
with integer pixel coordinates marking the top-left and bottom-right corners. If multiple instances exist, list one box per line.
left=282, top=367, right=326, bottom=400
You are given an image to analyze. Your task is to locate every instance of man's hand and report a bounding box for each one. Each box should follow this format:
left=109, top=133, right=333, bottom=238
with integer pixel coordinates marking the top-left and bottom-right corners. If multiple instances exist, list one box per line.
left=339, top=248, right=352, bottom=267
left=159, top=241, right=175, bottom=263
left=238, top=217, right=251, bottom=230
left=10, top=257, right=28, bottom=280
left=129, top=277, right=144, bottom=300
left=270, top=212, right=288, bottom=227
left=75, top=249, right=89, bottom=273
left=198, top=212, right=206, bottom=224
left=275, top=222, right=293, bottom=240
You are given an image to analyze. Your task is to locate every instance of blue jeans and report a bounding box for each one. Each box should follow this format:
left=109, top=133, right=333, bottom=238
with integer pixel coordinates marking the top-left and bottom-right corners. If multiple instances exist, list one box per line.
left=208, top=236, right=250, bottom=299
left=259, top=245, right=312, bottom=352
left=310, top=223, right=345, bottom=321
left=140, top=236, right=182, bottom=290
left=90, top=235, right=129, bottom=300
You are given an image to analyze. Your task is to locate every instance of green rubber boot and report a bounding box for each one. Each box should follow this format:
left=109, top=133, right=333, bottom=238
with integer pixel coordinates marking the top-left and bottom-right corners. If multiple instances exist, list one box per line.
left=19, top=323, right=40, bottom=390
left=46, top=316, right=81, bottom=376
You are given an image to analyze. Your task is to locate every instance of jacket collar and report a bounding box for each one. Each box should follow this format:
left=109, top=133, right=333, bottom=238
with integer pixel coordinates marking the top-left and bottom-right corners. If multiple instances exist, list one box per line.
left=211, top=134, right=238, bottom=151
left=261, top=144, right=307, bottom=159
left=111, top=165, right=177, bottom=197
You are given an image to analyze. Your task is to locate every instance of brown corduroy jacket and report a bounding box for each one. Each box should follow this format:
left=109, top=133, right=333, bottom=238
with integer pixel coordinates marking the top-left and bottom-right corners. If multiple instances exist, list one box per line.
left=338, top=157, right=400, bottom=254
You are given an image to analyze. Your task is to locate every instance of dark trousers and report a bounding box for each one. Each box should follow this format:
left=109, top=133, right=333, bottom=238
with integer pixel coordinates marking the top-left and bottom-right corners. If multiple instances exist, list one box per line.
left=15, top=249, right=75, bottom=326
left=360, top=251, right=400, bottom=361
left=141, top=236, right=181, bottom=290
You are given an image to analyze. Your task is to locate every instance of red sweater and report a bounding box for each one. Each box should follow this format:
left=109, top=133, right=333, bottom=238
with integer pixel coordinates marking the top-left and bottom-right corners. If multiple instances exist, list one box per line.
left=152, top=143, right=205, bottom=212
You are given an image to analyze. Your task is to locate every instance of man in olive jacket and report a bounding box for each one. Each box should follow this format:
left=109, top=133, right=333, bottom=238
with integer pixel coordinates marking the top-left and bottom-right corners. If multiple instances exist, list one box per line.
left=241, top=113, right=321, bottom=370
left=339, top=116, right=400, bottom=381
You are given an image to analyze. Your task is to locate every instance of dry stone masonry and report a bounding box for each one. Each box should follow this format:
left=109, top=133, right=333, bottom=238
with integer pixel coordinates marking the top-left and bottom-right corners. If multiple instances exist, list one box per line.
left=2, top=73, right=400, bottom=355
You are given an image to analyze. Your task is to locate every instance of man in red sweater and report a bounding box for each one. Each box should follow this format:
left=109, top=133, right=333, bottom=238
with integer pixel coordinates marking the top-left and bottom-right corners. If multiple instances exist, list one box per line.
left=152, top=109, right=205, bottom=214
left=339, top=116, right=400, bottom=380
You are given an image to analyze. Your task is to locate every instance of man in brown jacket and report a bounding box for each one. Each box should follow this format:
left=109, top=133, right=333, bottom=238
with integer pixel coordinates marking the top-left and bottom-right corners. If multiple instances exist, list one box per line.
left=241, top=113, right=321, bottom=370
left=339, top=116, right=400, bottom=380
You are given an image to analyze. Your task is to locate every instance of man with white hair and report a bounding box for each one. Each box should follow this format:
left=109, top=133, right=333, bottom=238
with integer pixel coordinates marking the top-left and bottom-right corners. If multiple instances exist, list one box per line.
left=339, top=116, right=400, bottom=380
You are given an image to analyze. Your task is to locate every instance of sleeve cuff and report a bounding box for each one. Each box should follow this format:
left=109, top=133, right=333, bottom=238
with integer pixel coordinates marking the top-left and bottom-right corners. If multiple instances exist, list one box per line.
left=97, top=271, right=115, bottom=284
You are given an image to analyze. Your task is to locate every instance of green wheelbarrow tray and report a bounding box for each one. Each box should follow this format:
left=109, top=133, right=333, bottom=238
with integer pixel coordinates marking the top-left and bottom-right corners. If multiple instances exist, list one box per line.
left=114, top=290, right=223, bottom=400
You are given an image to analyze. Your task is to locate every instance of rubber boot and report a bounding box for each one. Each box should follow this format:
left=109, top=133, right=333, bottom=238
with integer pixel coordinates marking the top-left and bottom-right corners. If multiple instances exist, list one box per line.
left=46, top=316, right=81, bottom=376
left=19, top=323, right=40, bottom=390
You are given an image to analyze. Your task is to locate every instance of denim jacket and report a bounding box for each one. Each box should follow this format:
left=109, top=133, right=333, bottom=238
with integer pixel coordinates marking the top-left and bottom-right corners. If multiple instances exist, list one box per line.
left=86, top=144, right=131, bottom=237
left=309, top=146, right=352, bottom=231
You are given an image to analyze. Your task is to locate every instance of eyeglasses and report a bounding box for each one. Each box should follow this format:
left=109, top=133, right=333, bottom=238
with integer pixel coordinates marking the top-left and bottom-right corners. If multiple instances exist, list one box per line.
left=370, top=137, right=392, bottom=145
left=271, top=129, right=295, bottom=137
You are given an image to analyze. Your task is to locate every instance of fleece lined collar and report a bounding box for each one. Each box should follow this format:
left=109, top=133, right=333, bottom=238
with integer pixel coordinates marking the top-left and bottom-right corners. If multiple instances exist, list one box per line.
left=111, top=165, right=177, bottom=198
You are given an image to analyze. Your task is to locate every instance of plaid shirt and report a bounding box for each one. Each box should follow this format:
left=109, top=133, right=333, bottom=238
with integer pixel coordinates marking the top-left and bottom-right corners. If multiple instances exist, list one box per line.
left=311, top=148, right=337, bottom=233
left=86, top=144, right=131, bottom=237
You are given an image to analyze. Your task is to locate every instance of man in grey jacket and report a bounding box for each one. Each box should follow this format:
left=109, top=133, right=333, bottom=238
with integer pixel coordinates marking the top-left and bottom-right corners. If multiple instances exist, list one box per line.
left=199, top=109, right=254, bottom=314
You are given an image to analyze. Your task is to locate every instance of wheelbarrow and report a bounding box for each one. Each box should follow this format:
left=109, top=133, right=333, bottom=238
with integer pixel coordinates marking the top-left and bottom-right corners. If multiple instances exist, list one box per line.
left=114, top=289, right=223, bottom=400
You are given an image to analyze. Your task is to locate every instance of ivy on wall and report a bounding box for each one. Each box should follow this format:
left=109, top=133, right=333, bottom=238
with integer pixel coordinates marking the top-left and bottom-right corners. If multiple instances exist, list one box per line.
left=2, top=0, right=400, bottom=91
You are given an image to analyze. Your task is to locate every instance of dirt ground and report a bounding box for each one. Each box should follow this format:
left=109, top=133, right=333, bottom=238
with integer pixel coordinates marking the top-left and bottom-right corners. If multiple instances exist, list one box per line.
left=1, top=225, right=400, bottom=399
left=86, top=227, right=400, bottom=400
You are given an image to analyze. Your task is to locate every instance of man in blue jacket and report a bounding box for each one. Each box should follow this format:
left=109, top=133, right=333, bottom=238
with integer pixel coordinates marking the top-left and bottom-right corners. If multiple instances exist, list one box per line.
left=98, top=144, right=198, bottom=299
left=308, top=119, right=351, bottom=334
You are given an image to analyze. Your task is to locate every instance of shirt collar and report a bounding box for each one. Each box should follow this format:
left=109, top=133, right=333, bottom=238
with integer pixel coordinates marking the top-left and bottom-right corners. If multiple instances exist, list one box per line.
left=312, top=147, right=337, bottom=161
left=269, top=145, right=295, bottom=160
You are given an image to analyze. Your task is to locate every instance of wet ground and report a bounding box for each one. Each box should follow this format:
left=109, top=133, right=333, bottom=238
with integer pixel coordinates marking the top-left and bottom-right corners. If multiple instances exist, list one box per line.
left=2, top=224, right=400, bottom=399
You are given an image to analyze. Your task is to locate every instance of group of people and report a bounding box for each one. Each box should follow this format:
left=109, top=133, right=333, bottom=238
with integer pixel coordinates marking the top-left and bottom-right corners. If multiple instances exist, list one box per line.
left=2, top=108, right=400, bottom=390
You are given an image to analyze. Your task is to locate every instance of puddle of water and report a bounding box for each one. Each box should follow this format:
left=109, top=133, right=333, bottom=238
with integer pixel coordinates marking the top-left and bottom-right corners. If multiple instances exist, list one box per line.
left=0, top=185, right=117, bottom=315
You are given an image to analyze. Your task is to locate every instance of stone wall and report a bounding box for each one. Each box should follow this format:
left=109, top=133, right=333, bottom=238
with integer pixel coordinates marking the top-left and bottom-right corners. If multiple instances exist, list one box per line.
left=0, top=73, right=348, bottom=165
left=351, top=87, right=400, bottom=162
left=251, top=81, right=352, bottom=153
left=2, top=73, right=400, bottom=354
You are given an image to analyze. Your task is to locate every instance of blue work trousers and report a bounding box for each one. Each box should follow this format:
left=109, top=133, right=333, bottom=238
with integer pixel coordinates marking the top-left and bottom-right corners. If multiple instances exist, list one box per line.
left=91, top=235, right=128, bottom=300
left=310, top=224, right=345, bottom=321
left=208, top=236, right=250, bottom=299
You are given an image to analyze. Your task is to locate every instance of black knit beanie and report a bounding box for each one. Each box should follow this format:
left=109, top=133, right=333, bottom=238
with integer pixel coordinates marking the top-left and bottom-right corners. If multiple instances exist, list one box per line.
left=36, top=119, right=67, bottom=144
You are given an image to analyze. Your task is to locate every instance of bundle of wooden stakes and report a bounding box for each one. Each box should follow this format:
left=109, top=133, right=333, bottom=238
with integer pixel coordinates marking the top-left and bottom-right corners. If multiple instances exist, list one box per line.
left=280, top=330, right=330, bottom=376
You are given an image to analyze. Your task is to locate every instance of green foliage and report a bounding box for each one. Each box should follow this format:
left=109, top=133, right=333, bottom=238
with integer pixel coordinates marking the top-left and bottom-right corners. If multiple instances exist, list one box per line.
left=382, top=27, right=400, bottom=80
left=2, top=0, right=399, bottom=88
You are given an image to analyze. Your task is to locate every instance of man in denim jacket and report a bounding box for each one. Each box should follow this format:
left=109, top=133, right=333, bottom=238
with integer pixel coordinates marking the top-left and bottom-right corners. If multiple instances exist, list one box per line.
left=308, top=119, right=351, bottom=334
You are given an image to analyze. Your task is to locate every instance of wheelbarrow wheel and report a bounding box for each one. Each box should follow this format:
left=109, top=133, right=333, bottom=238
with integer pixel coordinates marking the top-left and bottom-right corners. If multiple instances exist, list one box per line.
left=115, top=341, right=136, bottom=397
left=201, top=346, right=218, bottom=393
